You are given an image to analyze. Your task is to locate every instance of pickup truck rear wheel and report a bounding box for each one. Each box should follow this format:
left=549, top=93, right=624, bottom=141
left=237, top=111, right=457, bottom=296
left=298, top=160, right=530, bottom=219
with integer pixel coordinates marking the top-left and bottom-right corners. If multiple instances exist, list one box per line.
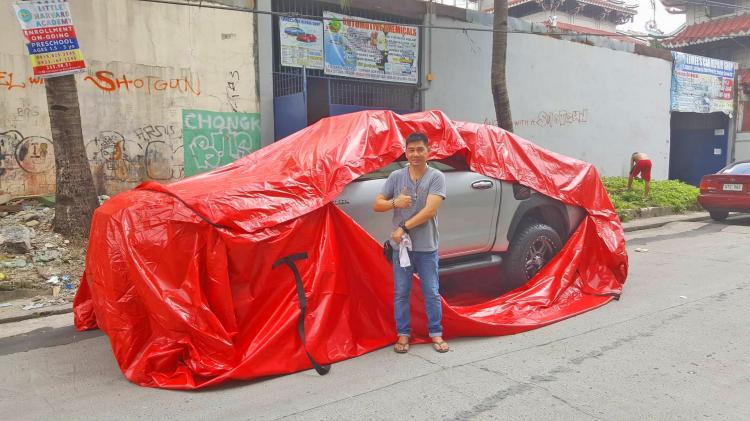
left=504, top=223, right=562, bottom=283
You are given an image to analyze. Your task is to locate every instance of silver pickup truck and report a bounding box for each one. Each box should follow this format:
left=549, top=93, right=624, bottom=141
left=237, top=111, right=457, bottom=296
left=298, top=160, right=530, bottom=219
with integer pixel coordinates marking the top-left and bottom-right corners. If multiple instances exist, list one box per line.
left=334, top=157, right=586, bottom=288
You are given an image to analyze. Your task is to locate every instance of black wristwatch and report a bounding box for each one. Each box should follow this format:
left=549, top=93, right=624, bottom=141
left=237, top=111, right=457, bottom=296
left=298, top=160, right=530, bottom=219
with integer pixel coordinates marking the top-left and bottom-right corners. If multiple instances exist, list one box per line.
left=399, top=222, right=410, bottom=233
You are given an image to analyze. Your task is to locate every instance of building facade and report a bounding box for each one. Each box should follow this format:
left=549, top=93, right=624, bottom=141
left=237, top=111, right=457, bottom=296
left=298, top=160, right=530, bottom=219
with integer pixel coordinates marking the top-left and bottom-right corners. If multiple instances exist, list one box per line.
left=663, top=0, right=750, bottom=162
left=0, top=0, right=259, bottom=198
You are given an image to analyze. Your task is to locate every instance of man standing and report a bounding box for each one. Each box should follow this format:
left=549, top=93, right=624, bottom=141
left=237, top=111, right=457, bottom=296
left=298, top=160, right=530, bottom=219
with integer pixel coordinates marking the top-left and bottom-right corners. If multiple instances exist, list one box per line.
left=373, top=132, right=449, bottom=354
left=628, top=152, right=652, bottom=197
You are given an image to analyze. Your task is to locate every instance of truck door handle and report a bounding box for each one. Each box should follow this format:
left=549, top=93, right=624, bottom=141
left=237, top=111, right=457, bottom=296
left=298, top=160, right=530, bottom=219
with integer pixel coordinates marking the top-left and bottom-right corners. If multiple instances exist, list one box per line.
left=471, top=180, right=494, bottom=190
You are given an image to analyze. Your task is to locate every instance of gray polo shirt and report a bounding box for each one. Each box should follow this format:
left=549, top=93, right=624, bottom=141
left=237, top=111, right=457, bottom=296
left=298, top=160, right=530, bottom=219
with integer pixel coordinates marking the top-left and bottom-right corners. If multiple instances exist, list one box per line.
left=381, top=165, right=446, bottom=252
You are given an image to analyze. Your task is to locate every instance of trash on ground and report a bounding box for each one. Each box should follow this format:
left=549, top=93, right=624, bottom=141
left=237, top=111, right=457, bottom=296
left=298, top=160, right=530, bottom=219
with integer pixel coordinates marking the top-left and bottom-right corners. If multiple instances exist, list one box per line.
left=635, top=248, right=649, bottom=252
left=22, top=303, right=44, bottom=310
left=0, top=200, right=85, bottom=302
left=0, top=303, right=12, bottom=308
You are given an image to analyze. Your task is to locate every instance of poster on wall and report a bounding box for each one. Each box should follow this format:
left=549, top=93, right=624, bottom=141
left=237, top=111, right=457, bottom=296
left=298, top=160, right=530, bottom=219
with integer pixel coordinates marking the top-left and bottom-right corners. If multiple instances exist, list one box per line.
left=182, top=110, right=261, bottom=176
left=323, top=11, right=418, bottom=84
left=13, top=0, right=87, bottom=77
left=671, top=52, right=736, bottom=115
left=279, top=16, right=324, bottom=69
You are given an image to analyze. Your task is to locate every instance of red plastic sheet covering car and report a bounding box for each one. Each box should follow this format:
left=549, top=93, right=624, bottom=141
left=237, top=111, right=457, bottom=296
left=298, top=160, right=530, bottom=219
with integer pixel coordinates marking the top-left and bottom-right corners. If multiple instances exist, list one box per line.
left=74, top=110, right=628, bottom=389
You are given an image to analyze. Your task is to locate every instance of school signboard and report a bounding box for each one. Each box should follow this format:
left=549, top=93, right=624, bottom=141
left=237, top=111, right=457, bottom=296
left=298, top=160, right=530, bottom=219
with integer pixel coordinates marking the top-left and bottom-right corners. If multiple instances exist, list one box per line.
left=14, top=0, right=87, bottom=77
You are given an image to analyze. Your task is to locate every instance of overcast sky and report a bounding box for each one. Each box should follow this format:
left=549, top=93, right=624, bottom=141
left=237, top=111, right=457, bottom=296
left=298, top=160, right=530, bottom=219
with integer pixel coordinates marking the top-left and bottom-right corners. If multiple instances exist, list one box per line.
left=619, top=0, right=687, bottom=34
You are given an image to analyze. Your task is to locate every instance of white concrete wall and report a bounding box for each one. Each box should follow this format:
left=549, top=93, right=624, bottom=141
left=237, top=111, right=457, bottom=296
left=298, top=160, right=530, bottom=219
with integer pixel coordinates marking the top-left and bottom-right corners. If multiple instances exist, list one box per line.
left=734, top=130, right=750, bottom=161
left=423, top=15, right=671, bottom=179
left=0, top=0, right=258, bottom=197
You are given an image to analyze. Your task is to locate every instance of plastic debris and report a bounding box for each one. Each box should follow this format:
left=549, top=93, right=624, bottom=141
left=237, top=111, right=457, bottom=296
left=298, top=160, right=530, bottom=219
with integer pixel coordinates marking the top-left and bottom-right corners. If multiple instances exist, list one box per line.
left=22, top=303, right=44, bottom=311
left=46, top=276, right=60, bottom=285
left=634, top=248, right=649, bottom=252
left=0, top=303, right=12, bottom=308
left=63, top=275, right=74, bottom=291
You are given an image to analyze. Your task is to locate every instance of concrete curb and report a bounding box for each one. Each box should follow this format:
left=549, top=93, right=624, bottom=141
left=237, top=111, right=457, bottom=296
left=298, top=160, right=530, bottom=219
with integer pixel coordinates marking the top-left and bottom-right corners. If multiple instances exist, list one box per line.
left=0, top=303, right=72, bottom=325
left=622, top=211, right=710, bottom=232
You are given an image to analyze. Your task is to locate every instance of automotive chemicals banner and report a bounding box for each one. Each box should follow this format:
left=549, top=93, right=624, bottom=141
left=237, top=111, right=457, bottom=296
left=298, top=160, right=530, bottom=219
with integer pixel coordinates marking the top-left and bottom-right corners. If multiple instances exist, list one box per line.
left=671, top=52, right=736, bottom=114
left=323, top=11, right=418, bottom=84
left=279, top=16, right=324, bottom=69
left=14, top=0, right=86, bottom=77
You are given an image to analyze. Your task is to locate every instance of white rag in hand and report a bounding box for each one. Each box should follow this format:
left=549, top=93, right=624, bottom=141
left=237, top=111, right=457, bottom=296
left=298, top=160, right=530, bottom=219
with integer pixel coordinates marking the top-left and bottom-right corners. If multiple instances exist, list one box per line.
left=399, top=233, right=412, bottom=268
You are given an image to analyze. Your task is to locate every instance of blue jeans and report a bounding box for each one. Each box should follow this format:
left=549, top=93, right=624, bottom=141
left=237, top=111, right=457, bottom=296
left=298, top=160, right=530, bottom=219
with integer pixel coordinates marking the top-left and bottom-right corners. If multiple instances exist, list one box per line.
left=392, top=249, right=443, bottom=337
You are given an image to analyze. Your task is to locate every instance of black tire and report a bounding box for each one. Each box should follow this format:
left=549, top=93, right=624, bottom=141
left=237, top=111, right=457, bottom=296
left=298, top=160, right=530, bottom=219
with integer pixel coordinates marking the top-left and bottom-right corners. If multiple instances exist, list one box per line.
left=709, top=211, right=729, bottom=221
left=504, top=222, right=562, bottom=286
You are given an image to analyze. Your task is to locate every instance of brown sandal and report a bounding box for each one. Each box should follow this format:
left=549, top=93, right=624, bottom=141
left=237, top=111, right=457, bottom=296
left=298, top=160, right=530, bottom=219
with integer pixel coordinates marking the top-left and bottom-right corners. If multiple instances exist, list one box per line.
left=394, top=336, right=410, bottom=354
left=432, top=340, right=449, bottom=353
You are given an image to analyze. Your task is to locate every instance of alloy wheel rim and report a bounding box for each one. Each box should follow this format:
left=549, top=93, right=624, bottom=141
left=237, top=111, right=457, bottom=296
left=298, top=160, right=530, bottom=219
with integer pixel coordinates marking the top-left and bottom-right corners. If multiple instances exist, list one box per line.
left=524, top=235, right=555, bottom=279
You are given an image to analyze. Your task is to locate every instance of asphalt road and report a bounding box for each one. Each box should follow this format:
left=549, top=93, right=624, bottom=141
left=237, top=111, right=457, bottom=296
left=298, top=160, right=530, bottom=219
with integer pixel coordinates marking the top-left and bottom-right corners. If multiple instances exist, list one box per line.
left=1, top=216, right=749, bottom=420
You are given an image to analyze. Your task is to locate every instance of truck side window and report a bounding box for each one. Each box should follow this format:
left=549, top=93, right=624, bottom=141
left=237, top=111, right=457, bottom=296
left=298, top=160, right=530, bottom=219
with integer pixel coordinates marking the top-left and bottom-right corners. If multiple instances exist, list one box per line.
left=357, top=161, right=407, bottom=181
left=357, top=155, right=469, bottom=181
left=432, top=155, right=470, bottom=172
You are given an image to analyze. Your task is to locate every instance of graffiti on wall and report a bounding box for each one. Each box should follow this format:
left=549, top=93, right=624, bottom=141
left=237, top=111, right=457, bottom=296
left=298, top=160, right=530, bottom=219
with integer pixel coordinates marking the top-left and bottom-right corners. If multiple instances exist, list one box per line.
left=86, top=125, right=184, bottom=194
left=135, top=124, right=184, bottom=181
left=83, top=71, right=201, bottom=96
left=0, top=130, right=55, bottom=196
left=86, top=131, right=145, bottom=186
left=0, top=99, right=44, bottom=128
left=512, top=109, right=589, bottom=129
left=226, top=70, right=240, bottom=112
left=0, top=71, right=45, bottom=91
left=182, top=110, right=260, bottom=176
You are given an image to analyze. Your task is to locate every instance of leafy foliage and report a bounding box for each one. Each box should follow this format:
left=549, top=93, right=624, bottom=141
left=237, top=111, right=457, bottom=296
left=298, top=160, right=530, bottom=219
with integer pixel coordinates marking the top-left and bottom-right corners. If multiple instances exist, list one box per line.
left=601, top=177, right=700, bottom=220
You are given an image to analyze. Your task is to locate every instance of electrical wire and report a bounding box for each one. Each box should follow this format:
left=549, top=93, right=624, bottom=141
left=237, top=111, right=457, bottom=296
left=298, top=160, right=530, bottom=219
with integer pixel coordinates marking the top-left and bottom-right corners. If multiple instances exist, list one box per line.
left=134, top=0, right=750, bottom=40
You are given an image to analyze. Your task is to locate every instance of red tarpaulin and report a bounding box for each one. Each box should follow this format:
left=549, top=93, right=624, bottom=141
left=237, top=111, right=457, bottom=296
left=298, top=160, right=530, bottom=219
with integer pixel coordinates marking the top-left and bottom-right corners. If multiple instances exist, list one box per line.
left=74, top=110, right=627, bottom=389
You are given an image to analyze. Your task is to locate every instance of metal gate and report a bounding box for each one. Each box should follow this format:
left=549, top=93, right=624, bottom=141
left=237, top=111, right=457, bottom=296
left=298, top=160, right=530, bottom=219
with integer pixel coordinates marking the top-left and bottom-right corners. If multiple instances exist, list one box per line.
left=271, top=0, right=423, bottom=140
left=669, top=112, right=730, bottom=186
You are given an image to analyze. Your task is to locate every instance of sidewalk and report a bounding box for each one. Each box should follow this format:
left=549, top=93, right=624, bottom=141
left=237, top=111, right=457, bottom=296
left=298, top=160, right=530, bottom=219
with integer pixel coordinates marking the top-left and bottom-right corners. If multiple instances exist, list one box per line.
left=0, top=210, right=712, bottom=326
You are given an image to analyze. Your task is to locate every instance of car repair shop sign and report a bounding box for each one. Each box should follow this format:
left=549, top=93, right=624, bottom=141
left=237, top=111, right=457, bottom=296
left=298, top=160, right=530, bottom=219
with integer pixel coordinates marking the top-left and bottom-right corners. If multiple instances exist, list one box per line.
left=14, top=0, right=86, bottom=78
left=323, top=11, right=418, bottom=84
left=671, top=52, right=736, bottom=115
left=279, top=16, right=324, bottom=69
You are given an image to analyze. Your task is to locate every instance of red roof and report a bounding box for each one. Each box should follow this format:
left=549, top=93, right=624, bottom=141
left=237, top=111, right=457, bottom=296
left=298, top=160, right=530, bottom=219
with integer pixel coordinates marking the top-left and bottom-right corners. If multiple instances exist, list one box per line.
left=663, top=14, right=750, bottom=47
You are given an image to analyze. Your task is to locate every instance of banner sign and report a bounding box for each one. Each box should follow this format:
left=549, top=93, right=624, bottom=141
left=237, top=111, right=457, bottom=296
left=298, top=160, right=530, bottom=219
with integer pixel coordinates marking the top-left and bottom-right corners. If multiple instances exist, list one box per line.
left=323, top=11, right=418, bottom=84
left=14, top=0, right=87, bottom=77
left=279, top=16, right=324, bottom=69
left=671, top=52, right=735, bottom=114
